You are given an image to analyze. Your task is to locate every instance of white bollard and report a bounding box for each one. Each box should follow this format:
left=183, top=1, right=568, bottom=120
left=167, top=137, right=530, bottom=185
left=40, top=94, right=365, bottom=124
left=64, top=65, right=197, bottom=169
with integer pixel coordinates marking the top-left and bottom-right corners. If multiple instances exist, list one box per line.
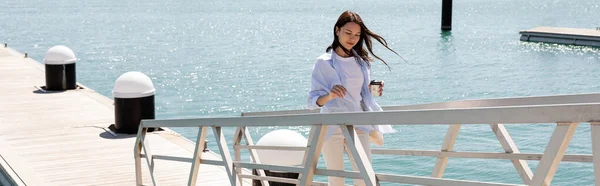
left=112, top=71, right=156, bottom=134
left=43, top=45, right=77, bottom=90
left=254, top=129, right=307, bottom=185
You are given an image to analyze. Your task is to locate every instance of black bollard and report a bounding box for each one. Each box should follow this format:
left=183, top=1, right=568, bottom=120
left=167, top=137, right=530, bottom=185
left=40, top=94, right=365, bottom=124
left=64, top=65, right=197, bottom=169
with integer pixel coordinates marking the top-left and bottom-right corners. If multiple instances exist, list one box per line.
left=252, top=170, right=299, bottom=186
left=43, top=46, right=77, bottom=91
left=112, top=72, right=157, bottom=134
left=441, top=0, right=453, bottom=31
left=45, top=64, right=77, bottom=90
left=114, top=95, right=155, bottom=134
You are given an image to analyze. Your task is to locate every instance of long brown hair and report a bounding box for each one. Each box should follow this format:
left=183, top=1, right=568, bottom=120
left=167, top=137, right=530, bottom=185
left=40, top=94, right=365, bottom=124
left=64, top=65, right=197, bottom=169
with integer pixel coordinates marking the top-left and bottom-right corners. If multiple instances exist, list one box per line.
left=327, top=11, right=402, bottom=68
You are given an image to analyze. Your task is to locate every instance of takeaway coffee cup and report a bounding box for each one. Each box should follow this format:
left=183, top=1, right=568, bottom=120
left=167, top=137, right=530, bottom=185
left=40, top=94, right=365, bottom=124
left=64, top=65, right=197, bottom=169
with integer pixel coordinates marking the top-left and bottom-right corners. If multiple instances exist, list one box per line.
left=370, top=80, right=383, bottom=96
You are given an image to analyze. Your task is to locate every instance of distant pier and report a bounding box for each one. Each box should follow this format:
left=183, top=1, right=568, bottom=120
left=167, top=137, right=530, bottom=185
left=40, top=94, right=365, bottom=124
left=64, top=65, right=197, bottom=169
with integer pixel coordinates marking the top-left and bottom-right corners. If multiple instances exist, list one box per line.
left=520, top=27, right=600, bottom=47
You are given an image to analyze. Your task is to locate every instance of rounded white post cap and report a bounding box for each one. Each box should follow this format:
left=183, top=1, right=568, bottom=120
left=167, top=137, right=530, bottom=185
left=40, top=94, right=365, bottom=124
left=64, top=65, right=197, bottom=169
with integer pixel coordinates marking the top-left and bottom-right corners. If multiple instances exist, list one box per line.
left=44, top=45, right=77, bottom=65
left=113, top=71, right=156, bottom=98
left=256, top=129, right=308, bottom=166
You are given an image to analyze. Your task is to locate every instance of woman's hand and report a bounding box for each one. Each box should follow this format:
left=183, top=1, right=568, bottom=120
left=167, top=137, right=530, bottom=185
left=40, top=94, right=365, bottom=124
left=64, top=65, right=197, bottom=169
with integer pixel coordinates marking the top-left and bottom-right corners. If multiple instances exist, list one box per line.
left=328, top=85, right=347, bottom=99
left=316, top=85, right=346, bottom=107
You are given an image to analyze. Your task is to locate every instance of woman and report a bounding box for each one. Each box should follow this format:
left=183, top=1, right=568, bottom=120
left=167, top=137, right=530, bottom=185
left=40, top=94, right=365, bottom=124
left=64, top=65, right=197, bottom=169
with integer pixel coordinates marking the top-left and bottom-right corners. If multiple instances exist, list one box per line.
left=306, top=10, right=400, bottom=186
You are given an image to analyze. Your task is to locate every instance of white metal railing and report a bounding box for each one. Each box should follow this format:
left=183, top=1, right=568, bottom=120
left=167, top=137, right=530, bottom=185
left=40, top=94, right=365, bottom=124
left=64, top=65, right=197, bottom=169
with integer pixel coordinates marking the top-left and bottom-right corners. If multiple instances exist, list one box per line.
left=134, top=93, right=600, bottom=186
left=242, top=92, right=600, bottom=116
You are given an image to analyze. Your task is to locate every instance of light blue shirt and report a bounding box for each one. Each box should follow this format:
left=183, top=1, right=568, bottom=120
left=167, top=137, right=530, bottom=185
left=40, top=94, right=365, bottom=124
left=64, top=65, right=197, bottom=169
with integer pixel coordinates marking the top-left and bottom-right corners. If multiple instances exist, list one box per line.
left=307, top=50, right=396, bottom=139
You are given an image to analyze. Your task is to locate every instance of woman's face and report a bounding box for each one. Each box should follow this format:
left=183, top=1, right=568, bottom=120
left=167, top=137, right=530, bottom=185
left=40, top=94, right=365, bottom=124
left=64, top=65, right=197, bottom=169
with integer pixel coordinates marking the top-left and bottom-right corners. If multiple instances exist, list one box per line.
left=336, top=22, right=361, bottom=50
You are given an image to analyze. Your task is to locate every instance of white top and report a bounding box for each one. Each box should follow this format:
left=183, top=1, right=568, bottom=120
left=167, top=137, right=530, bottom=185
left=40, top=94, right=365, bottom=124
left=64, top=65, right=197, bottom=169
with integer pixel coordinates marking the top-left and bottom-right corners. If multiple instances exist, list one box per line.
left=333, top=53, right=364, bottom=112
left=112, top=71, right=156, bottom=98
left=255, top=129, right=307, bottom=166
left=43, top=45, right=77, bottom=65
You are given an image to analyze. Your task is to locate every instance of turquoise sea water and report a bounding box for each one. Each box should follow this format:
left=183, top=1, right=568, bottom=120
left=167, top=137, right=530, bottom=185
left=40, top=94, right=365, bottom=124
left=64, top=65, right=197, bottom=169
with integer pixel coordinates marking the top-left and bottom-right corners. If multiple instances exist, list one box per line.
left=2, top=0, right=600, bottom=185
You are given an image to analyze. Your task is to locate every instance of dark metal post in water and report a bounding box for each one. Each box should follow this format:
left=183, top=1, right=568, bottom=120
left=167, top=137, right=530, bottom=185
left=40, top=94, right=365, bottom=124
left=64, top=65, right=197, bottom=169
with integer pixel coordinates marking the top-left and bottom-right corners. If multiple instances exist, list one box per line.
left=441, top=0, right=453, bottom=31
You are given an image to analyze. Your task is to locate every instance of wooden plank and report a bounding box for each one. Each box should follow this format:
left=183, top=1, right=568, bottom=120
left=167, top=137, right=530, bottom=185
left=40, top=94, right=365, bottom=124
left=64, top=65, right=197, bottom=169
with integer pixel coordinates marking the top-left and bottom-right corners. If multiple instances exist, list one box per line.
left=490, top=124, right=532, bottom=184
left=188, top=127, right=208, bottom=186
left=530, top=123, right=578, bottom=186
left=370, top=149, right=592, bottom=162
left=591, top=122, right=600, bottom=186
left=298, top=126, right=327, bottom=186
left=341, top=125, right=377, bottom=186
left=4, top=127, right=237, bottom=186
left=432, top=124, right=461, bottom=178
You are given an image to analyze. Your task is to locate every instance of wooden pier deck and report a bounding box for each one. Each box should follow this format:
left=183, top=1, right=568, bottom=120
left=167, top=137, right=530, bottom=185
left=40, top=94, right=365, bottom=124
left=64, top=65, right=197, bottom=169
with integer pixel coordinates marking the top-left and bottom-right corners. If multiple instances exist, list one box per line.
left=520, top=26, right=600, bottom=47
left=0, top=46, right=245, bottom=185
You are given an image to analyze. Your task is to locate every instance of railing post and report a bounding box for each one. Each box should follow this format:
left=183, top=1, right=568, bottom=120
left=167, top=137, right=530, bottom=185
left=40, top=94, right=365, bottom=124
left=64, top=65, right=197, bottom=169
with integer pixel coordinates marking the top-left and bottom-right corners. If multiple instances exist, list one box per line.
left=490, top=124, right=532, bottom=184
left=233, top=127, right=243, bottom=162
left=141, top=129, right=158, bottom=186
left=233, top=127, right=244, bottom=185
left=432, top=124, right=461, bottom=178
left=341, top=125, right=378, bottom=186
left=298, top=125, right=327, bottom=186
left=188, top=127, right=208, bottom=186
left=134, top=124, right=147, bottom=186
left=531, top=122, right=578, bottom=186
left=591, top=122, right=600, bottom=186
left=213, top=126, right=239, bottom=186
left=241, top=127, right=270, bottom=186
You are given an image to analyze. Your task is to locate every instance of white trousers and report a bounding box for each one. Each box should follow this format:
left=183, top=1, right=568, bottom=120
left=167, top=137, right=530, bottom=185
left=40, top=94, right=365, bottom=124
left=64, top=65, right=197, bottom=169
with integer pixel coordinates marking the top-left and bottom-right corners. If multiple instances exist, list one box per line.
left=322, top=128, right=372, bottom=186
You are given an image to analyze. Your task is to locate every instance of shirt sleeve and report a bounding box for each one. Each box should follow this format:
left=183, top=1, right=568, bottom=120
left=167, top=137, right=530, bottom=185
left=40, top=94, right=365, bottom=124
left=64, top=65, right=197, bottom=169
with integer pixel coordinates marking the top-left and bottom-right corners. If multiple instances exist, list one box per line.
left=307, top=59, right=339, bottom=110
